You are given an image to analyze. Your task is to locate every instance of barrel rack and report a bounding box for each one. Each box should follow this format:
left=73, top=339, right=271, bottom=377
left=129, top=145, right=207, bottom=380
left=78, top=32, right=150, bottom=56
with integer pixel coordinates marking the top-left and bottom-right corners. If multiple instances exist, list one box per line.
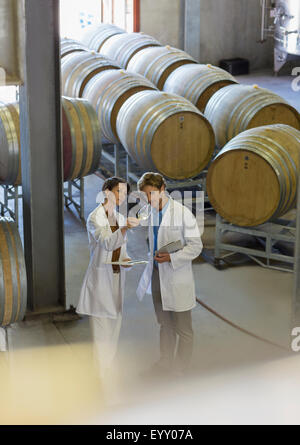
left=0, top=179, right=85, bottom=226
left=214, top=213, right=296, bottom=273
left=63, top=178, right=85, bottom=221
left=99, top=142, right=210, bottom=203
left=99, top=142, right=142, bottom=186
left=1, top=143, right=209, bottom=227
left=0, top=185, right=21, bottom=224
left=98, top=141, right=300, bottom=317
left=212, top=210, right=300, bottom=322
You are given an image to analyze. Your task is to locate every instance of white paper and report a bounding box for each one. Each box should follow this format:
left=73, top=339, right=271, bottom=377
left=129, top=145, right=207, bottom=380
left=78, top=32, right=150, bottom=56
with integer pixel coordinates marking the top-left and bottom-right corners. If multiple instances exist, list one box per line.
left=106, top=260, right=149, bottom=266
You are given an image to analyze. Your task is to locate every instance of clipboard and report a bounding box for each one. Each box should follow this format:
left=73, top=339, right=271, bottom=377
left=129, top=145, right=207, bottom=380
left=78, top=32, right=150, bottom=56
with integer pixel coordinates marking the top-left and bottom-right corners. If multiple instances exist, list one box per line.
left=157, top=240, right=183, bottom=254
left=106, top=260, right=149, bottom=266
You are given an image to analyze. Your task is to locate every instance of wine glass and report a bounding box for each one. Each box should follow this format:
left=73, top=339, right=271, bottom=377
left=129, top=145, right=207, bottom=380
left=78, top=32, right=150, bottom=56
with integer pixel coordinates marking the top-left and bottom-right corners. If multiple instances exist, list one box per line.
left=137, top=204, right=150, bottom=221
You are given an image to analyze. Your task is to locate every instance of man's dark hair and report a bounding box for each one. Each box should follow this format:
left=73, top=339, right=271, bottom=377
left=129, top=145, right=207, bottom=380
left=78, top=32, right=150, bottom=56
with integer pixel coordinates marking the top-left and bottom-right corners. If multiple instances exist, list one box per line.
left=102, top=177, right=130, bottom=194
left=137, top=172, right=167, bottom=191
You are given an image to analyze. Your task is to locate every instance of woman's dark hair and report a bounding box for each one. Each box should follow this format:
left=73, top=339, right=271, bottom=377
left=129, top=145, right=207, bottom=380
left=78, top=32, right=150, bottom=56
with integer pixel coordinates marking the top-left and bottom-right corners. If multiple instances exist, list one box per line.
left=102, top=177, right=130, bottom=194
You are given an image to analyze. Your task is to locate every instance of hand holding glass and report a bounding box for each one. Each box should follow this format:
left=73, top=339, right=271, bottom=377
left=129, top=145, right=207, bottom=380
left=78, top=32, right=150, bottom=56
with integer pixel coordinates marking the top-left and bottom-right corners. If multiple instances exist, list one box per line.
left=137, top=204, right=150, bottom=221
left=126, top=217, right=140, bottom=229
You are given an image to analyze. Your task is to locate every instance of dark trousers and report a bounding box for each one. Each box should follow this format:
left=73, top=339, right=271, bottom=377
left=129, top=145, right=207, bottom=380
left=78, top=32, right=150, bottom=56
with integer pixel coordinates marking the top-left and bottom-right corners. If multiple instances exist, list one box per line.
left=151, top=267, right=193, bottom=371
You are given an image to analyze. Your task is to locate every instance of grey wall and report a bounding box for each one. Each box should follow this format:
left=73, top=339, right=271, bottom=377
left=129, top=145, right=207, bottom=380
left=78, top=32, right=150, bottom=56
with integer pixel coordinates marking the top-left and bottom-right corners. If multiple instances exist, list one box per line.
left=0, top=0, right=24, bottom=84
left=197, top=0, right=273, bottom=70
left=140, top=0, right=185, bottom=49
left=140, top=0, right=273, bottom=71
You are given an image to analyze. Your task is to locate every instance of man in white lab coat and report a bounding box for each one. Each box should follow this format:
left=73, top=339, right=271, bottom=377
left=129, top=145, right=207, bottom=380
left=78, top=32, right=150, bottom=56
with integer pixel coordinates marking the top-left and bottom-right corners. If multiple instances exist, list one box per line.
left=137, top=173, right=202, bottom=376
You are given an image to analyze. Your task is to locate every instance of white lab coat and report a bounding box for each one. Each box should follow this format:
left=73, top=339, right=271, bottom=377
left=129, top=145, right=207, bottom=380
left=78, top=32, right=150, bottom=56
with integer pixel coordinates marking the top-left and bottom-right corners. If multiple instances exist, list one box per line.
left=137, top=198, right=202, bottom=312
left=76, top=204, right=128, bottom=319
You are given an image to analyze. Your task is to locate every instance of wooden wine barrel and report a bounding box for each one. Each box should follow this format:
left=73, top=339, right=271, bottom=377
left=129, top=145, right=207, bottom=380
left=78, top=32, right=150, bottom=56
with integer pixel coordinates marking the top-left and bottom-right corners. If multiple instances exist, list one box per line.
left=205, top=84, right=300, bottom=149
left=0, top=99, right=101, bottom=185
left=82, top=24, right=126, bottom=52
left=62, top=97, right=102, bottom=181
left=163, top=63, right=237, bottom=112
left=100, top=32, right=161, bottom=69
left=117, top=90, right=215, bottom=180
left=61, top=38, right=89, bottom=59
left=207, top=124, right=300, bottom=227
left=83, top=69, right=157, bottom=144
left=61, top=51, right=120, bottom=98
left=0, top=103, right=21, bottom=186
left=127, top=46, right=197, bottom=90
left=0, top=219, right=27, bottom=327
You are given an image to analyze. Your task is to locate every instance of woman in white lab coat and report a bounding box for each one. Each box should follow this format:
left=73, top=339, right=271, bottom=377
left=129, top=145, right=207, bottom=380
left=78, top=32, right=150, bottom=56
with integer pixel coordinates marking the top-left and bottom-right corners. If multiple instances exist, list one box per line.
left=136, top=173, right=202, bottom=376
left=77, top=177, right=139, bottom=378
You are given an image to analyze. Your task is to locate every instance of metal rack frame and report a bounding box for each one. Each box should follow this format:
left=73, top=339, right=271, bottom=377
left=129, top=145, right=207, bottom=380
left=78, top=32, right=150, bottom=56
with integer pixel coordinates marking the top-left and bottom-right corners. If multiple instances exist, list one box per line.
left=64, top=178, right=85, bottom=221
left=99, top=142, right=210, bottom=201
left=0, top=185, right=21, bottom=227
left=0, top=179, right=85, bottom=225
left=100, top=142, right=141, bottom=185
left=214, top=214, right=296, bottom=273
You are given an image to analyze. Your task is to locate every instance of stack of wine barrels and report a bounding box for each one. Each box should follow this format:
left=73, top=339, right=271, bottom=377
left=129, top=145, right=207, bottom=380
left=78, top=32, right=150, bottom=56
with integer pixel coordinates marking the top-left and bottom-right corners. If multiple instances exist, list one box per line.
left=100, top=32, right=161, bottom=69
left=60, top=38, right=89, bottom=59
left=0, top=219, right=27, bottom=327
left=83, top=69, right=157, bottom=144
left=207, top=124, right=300, bottom=227
left=205, top=84, right=300, bottom=148
left=62, top=97, right=102, bottom=181
left=0, top=103, right=21, bottom=186
left=0, top=98, right=101, bottom=186
left=82, top=23, right=126, bottom=52
left=79, top=22, right=300, bottom=216
left=61, top=51, right=120, bottom=97
left=163, top=64, right=237, bottom=112
left=127, top=46, right=197, bottom=90
left=117, top=90, right=215, bottom=180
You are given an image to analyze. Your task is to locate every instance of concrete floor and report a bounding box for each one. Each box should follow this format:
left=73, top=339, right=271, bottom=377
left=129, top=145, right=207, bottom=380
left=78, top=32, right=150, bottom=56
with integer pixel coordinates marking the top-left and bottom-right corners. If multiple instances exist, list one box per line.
left=1, top=69, right=300, bottom=425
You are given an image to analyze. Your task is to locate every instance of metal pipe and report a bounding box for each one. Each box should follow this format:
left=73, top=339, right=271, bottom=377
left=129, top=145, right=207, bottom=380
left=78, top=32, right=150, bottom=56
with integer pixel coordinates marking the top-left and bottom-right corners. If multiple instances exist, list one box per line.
left=260, top=0, right=267, bottom=42
left=114, top=143, right=121, bottom=177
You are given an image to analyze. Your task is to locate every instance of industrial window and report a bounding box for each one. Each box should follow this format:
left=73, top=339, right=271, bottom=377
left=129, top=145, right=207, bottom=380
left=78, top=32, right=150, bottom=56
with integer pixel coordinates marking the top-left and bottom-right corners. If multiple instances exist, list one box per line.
left=60, top=0, right=102, bottom=39
left=60, top=0, right=139, bottom=39
left=100, top=0, right=137, bottom=33
left=0, top=1, right=140, bottom=101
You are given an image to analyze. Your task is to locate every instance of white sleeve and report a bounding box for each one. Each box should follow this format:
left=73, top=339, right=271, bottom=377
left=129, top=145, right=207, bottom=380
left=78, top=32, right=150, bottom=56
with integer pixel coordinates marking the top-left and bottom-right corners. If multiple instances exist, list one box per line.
left=87, top=212, right=126, bottom=252
left=169, top=207, right=203, bottom=271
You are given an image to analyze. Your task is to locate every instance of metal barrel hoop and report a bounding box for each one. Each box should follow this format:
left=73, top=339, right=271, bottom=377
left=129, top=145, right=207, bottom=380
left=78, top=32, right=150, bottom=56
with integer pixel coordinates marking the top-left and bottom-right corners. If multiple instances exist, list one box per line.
left=62, top=98, right=78, bottom=181
left=71, top=99, right=89, bottom=179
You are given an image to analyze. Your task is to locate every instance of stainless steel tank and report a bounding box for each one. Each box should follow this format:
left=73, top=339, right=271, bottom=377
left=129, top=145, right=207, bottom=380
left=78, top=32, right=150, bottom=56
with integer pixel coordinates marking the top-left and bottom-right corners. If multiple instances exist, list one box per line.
left=273, top=0, right=300, bottom=73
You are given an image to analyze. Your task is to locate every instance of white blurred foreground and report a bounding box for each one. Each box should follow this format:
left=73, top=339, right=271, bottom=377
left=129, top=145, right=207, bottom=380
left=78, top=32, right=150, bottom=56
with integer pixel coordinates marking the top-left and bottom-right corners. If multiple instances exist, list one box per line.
left=1, top=319, right=300, bottom=425
left=0, top=341, right=104, bottom=425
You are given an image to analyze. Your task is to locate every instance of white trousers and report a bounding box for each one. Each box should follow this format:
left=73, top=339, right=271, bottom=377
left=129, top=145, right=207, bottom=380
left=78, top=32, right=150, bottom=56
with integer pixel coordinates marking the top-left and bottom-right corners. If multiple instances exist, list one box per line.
left=90, top=274, right=122, bottom=378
